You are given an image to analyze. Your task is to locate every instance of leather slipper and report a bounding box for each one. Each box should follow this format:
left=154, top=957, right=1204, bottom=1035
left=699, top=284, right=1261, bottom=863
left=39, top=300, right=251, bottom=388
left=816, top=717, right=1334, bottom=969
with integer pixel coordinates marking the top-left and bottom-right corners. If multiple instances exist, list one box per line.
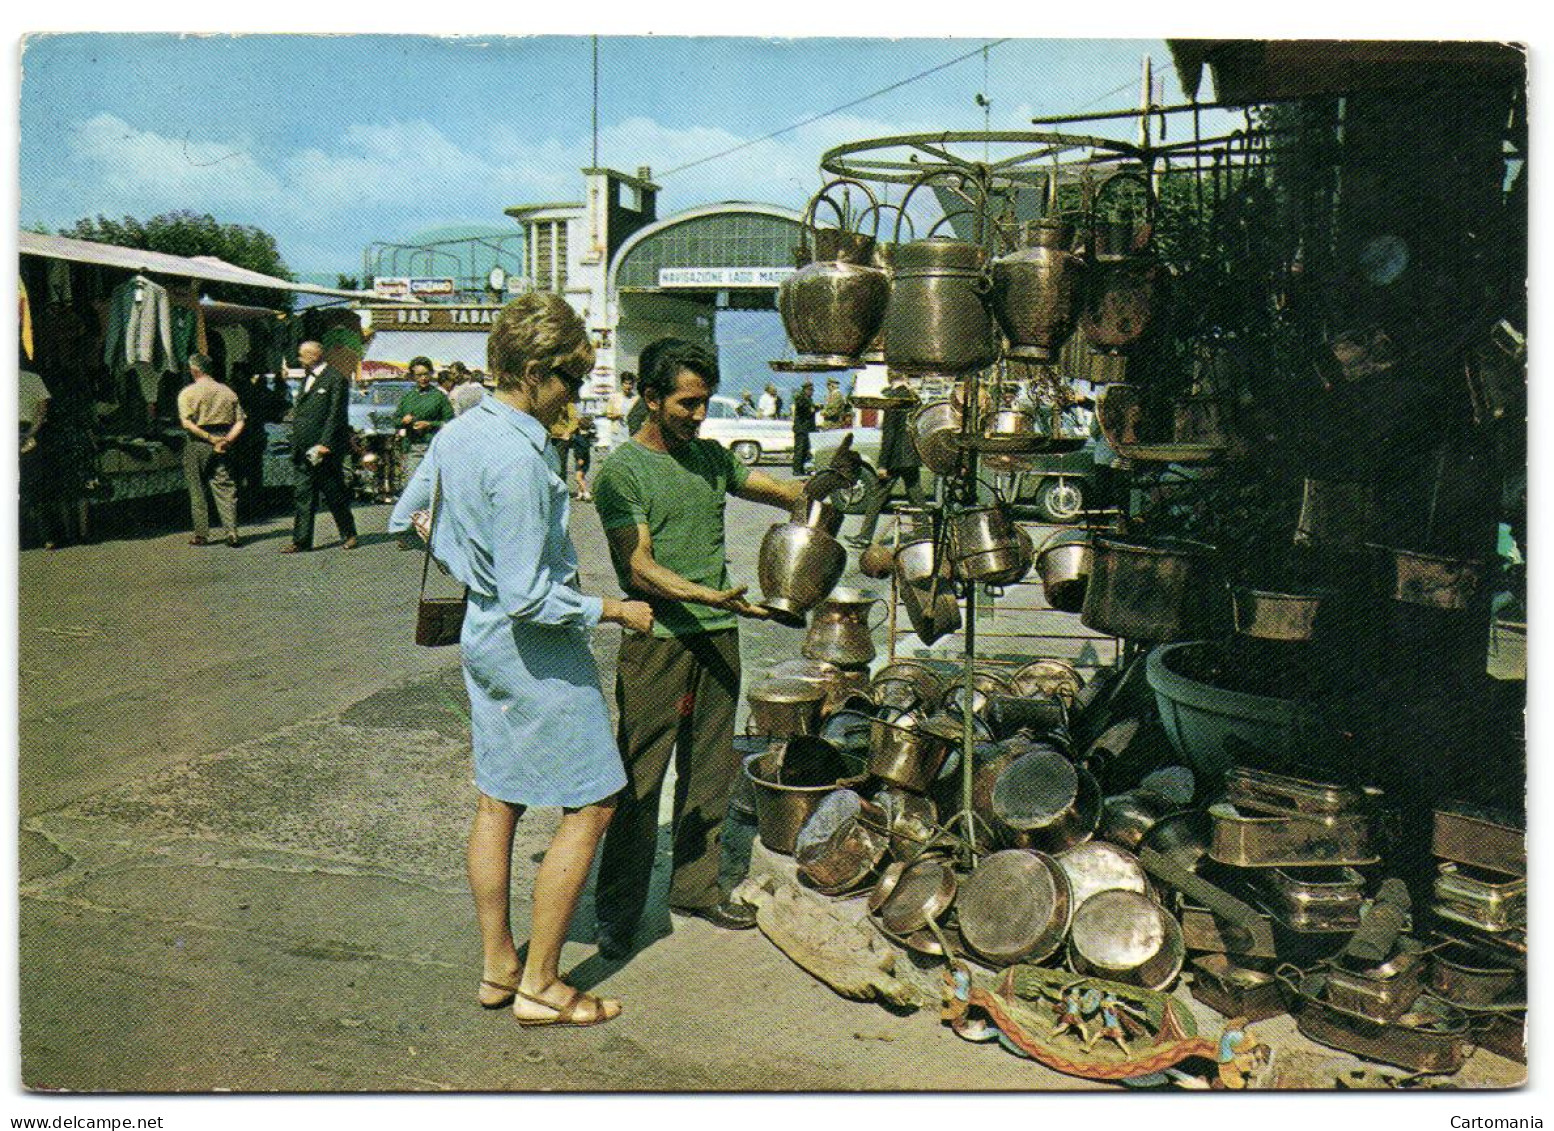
left=513, top=987, right=618, bottom=1028
left=478, top=978, right=518, bottom=1010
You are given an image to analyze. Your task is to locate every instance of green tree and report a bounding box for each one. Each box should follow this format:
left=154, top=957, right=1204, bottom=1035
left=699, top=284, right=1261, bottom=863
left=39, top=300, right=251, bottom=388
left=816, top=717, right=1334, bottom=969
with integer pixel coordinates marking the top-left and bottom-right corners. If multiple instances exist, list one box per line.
left=60, top=210, right=296, bottom=310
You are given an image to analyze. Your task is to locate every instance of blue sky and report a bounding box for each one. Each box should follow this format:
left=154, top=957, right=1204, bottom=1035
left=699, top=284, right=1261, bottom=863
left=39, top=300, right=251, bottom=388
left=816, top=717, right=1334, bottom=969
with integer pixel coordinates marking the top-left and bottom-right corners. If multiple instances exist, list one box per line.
left=21, top=35, right=1208, bottom=280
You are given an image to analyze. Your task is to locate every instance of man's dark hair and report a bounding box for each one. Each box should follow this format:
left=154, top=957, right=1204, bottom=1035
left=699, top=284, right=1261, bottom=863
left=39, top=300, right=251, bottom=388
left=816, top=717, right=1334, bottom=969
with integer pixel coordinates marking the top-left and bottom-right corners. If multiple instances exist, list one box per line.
left=409, top=356, right=435, bottom=374
left=636, top=338, right=719, bottom=402
left=188, top=353, right=213, bottom=375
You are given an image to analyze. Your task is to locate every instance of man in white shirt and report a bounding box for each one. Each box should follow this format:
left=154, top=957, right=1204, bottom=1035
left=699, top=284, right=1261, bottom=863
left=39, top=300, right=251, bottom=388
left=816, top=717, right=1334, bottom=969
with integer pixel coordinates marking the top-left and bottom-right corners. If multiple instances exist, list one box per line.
left=757, top=383, right=780, bottom=419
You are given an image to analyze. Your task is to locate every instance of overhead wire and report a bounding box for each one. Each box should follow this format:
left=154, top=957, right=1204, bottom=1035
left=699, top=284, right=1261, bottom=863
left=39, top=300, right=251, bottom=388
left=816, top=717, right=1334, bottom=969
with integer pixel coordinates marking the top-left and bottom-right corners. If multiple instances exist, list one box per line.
left=656, top=38, right=1012, bottom=179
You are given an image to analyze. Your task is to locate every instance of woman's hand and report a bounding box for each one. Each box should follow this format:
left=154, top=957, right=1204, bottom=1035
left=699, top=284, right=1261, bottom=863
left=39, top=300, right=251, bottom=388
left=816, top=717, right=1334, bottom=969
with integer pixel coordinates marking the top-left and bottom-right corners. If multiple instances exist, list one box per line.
left=603, top=598, right=654, bottom=634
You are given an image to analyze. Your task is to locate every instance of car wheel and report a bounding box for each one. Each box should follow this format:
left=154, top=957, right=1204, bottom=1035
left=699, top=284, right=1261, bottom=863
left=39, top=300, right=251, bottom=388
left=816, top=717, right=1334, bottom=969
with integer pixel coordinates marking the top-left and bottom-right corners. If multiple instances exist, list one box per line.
left=731, top=440, right=761, bottom=466
left=831, top=461, right=883, bottom=516
left=1034, top=477, right=1086, bottom=524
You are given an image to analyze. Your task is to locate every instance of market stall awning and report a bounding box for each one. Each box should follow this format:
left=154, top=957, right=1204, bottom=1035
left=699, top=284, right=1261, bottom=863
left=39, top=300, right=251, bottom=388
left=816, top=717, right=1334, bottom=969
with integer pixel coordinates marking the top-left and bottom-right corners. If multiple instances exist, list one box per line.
left=363, top=328, right=491, bottom=371
left=19, top=230, right=376, bottom=300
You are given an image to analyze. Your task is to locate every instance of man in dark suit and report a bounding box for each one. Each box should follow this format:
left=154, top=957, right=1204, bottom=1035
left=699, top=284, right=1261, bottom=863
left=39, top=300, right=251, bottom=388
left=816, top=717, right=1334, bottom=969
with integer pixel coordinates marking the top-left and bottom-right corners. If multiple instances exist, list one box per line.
left=282, top=340, right=358, bottom=553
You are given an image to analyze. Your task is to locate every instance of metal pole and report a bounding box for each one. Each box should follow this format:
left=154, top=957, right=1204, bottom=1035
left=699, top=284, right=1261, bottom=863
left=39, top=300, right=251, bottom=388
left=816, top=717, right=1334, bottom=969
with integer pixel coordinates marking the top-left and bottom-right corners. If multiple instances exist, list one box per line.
left=592, top=36, right=600, bottom=169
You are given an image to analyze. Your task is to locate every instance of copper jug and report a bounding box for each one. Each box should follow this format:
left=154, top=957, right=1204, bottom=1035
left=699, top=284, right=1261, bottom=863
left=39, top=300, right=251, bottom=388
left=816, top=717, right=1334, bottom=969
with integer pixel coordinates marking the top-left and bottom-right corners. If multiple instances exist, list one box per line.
left=778, top=179, right=891, bottom=368
left=802, top=587, right=885, bottom=667
left=991, top=218, right=1085, bottom=362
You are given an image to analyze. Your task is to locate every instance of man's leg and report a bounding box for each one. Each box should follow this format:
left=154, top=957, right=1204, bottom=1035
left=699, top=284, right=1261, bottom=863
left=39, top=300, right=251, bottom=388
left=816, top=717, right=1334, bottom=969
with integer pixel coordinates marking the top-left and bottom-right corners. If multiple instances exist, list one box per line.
left=852, top=470, right=898, bottom=543
left=595, top=632, right=691, bottom=942
left=902, top=466, right=927, bottom=507
left=208, top=452, right=239, bottom=540
left=316, top=456, right=358, bottom=540
left=792, top=430, right=810, bottom=475
left=291, top=464, right=318, bottom=548
left=667, top=629, right=743, bottom=913
left=184, top=441, right=212, bottom=540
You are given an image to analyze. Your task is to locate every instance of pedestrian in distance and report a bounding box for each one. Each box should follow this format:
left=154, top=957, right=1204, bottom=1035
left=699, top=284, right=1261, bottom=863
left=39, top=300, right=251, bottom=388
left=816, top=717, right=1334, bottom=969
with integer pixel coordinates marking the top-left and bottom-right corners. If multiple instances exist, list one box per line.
left=282, top=341, right=358, bottom=552
left=791, top=379, right=817, bottom=474
left=389, top=292, right=653, bottom=1028
left=177, top=352, right=246, bottom=548
left=847, top=377, right=926, bottom=548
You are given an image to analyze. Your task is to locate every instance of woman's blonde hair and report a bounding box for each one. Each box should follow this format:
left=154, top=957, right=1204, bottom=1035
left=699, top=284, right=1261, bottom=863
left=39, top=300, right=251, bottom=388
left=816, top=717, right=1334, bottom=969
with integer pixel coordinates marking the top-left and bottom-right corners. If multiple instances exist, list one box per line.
left=487, top=292, right=595, bottom=391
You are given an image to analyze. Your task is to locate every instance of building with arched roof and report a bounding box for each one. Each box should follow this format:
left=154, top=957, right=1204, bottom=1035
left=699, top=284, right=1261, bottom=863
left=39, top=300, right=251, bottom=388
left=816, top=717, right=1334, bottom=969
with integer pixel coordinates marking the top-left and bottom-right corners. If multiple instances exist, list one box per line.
left=361, top=165, right=804, bottom=398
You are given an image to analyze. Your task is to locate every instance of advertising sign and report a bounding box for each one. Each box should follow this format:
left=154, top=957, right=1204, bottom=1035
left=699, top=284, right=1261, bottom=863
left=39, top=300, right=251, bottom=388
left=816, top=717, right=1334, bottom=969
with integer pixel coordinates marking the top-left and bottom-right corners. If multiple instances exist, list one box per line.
left=372, top=276, right=411, bottom=300
left=409, top=277, right=457, bottom=297
left=657, top=267, right=795, bottom=288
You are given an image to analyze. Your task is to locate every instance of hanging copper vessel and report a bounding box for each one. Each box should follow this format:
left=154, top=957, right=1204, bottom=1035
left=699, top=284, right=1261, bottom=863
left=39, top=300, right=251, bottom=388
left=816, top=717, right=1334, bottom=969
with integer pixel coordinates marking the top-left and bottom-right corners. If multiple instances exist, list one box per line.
left=990, top=218, right=1085, bottom=363
left=1079, top=173, right=1164, bottom=355
left=778, top=179, right=891, bottom=368
left=882, top=234, right=998, bottom=375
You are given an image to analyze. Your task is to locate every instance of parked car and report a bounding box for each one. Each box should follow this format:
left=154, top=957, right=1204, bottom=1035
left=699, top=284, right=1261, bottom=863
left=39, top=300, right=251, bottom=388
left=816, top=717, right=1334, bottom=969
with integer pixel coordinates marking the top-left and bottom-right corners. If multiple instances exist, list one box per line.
left=349, top=380, right=417, bottom=438
left=699, top=395, right=796, bottom=466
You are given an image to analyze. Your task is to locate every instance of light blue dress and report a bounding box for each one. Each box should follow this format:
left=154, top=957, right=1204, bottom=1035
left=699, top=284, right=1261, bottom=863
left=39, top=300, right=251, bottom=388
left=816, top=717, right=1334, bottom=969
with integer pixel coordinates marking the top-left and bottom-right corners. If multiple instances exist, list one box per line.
left=390, top=398, right=625, bottom=807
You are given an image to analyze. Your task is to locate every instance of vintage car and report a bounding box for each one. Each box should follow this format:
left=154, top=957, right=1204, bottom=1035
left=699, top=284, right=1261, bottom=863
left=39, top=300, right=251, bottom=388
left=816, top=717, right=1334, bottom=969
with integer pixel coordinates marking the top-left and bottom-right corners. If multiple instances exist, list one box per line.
left=349, top=379, right=418, bottom=438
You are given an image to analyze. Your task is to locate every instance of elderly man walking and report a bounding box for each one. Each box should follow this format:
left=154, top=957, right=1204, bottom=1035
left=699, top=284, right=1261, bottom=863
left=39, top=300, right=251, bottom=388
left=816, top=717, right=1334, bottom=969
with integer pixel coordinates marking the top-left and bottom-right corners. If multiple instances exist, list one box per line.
left=283, top=340, right=358, bottom=553
left=177, top=353, right=246, bottom=547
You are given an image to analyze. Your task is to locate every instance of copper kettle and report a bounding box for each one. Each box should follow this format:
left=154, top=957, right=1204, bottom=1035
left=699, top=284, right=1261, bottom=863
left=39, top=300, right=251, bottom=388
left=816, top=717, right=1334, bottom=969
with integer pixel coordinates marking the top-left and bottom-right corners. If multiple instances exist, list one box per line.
left=778, top=179, right=891, bottom=368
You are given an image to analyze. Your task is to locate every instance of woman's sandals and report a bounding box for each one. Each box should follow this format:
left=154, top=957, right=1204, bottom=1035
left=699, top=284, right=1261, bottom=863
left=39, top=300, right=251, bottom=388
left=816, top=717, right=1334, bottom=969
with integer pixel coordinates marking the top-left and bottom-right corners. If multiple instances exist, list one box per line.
left=513, top=985, right=621, bottom=1028
left=478, top=978, right=519, bottom=1010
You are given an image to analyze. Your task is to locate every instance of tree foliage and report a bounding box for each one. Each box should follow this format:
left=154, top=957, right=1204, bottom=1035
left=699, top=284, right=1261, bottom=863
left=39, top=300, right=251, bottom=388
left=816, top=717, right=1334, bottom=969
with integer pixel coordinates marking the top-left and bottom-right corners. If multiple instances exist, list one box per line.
left=59, top=210, right=296, bottom=310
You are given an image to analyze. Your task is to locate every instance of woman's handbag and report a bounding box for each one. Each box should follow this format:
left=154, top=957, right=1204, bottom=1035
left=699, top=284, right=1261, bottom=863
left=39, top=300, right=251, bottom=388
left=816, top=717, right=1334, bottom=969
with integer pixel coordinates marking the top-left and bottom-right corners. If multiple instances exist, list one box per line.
left=415, top=473, right=468, bottom=647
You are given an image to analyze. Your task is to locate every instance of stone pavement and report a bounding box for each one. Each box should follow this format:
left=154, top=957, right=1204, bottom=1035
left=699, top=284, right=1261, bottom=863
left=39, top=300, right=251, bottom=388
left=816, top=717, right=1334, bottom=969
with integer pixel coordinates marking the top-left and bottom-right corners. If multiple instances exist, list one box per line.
left=12, top=490, right=1526, bottom=1099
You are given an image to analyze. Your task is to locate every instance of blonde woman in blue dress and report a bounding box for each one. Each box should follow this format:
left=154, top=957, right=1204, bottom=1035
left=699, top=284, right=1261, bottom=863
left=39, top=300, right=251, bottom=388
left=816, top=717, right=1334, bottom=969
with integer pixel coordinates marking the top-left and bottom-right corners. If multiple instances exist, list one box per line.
left=392, top=293, right=652, bottom=1027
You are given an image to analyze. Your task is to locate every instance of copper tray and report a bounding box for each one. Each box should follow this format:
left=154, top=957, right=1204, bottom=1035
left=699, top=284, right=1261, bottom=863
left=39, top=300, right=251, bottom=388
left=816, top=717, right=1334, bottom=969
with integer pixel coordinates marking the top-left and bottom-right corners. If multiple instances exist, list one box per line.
left=1283, top=971, right=1471, bottom=1075
left=769, top=356, right=863, bottom=373
left=1432, top=801, right=1525, bottom=877
left=1208, top=802, right=1378, bottom=868
left=1114, top=441, right=1228, bottom=463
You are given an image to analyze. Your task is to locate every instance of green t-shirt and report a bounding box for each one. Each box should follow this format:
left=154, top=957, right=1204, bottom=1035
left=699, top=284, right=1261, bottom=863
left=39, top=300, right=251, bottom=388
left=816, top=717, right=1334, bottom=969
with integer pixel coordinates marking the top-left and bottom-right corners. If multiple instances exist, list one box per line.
left=593, top=438, right=751, bottom=638
left=396, top=387, right=454, bottom=427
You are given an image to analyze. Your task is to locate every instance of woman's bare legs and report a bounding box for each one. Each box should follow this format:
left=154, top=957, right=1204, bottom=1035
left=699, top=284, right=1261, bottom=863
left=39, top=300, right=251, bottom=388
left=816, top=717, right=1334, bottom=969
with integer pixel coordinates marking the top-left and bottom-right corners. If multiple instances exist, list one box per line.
left=513, top=799, right=621, bottom=1023
left=468, top=792, right=525, bottom=1005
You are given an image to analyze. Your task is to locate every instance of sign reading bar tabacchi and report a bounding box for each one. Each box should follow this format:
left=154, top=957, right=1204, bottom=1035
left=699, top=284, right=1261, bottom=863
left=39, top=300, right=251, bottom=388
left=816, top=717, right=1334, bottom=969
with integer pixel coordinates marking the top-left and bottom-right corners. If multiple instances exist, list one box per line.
left=372, top=306, right=506, bottom=331
left=658, top=267, right=795, bottom=288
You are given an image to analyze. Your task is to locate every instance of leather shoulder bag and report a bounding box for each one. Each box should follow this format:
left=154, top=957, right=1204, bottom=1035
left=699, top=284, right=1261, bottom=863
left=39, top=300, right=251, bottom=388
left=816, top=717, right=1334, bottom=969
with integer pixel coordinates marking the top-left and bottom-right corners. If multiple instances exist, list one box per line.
left=415, top=471, right=469, bottom=647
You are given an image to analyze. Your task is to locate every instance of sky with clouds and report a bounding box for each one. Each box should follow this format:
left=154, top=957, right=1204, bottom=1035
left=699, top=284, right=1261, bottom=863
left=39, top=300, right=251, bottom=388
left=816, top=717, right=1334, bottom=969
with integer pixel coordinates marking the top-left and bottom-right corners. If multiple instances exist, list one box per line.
left=20, top=35, right=1216, bottom=281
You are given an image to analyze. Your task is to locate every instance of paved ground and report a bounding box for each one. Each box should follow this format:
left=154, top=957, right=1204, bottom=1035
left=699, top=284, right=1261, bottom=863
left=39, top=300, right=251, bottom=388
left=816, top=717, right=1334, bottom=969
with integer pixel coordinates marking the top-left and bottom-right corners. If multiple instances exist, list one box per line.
left=12, top=485, right=1526, bottom=1106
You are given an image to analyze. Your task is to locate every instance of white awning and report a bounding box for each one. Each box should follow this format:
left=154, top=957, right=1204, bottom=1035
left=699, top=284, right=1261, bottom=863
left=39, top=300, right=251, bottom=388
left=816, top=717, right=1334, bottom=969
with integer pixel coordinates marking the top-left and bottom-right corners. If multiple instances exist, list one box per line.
left=19, top=230, right=375, bottom=300
left=363, top=329, right=491, bottom=371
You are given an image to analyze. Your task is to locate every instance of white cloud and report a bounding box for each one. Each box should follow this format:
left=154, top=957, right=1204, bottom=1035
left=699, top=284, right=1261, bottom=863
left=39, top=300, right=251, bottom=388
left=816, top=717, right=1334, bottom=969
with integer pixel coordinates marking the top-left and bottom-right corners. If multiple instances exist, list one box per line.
left=65, top=113, right=284, bottom=211
left=38, top=104, right=1007, bottom=274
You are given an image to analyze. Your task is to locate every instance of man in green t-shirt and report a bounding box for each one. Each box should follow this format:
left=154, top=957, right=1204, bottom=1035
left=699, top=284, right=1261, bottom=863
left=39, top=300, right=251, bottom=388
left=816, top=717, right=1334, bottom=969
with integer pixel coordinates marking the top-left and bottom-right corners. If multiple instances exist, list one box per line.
left=591, top=338, right=857, bottom=957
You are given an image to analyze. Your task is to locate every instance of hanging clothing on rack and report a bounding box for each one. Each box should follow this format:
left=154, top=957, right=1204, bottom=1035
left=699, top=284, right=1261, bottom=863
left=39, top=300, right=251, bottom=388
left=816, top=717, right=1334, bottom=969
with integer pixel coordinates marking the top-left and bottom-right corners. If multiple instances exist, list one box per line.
left=169, top=304, right=201, bottom=372
left=46, top=258, right=74, bottom=306
left=103, top=275, right=174, bottom=374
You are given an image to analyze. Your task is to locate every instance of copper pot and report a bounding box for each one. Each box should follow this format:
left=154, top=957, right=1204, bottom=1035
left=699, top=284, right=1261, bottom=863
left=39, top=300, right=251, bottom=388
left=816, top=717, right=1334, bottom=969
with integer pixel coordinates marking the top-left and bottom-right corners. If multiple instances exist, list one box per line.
left=882, top=237, right=997, bottom=375
left=778, top=179, right=890, bottom=367
left=801, top=588, right=884, bottom=667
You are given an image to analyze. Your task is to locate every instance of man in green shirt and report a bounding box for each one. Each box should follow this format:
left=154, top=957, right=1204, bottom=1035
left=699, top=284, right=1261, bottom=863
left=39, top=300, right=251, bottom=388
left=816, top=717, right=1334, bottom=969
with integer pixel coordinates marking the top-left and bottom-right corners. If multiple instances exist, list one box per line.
left=591, top=338, right=857, bottom=956
left=395, top=356, right=454, bottom=484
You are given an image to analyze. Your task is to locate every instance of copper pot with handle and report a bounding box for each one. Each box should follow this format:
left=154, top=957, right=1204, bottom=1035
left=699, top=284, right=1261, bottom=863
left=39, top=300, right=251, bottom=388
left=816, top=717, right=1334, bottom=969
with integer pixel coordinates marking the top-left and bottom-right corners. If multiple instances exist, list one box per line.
left=882, top=179, right=997, bottom=375
left=778, top=178, right=891, bottom=368
left=990, top=216, right=1085, bottom=362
